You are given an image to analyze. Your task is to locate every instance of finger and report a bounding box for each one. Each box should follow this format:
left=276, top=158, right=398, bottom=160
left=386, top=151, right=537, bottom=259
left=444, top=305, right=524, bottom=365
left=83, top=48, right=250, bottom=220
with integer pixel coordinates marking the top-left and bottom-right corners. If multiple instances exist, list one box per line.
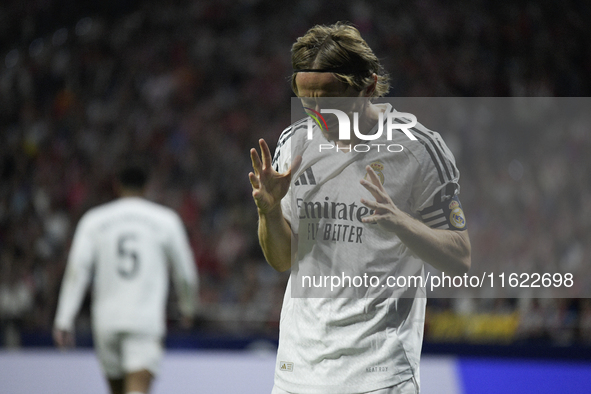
left=259, top=139, right=273, bottom=170
left=365, top=166, right=384, bottom=190
left=250, top=148, right=262, bottom=175
left=361, top=215, right=380, bottom=224
left=252, top=189, right=261, bottom=200
left=360, top=198, right=384, bottom=211
left=248, top=172, right=260, bottom=189
left=360, top=178, right=386, bottom=202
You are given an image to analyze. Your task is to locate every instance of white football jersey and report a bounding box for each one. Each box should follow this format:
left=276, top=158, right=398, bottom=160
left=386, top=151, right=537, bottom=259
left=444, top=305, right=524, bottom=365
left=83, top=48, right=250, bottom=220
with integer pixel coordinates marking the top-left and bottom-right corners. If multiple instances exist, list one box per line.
left=54, top=197, right=198, bottom=337
left=271, top=104, right=465, bottom=393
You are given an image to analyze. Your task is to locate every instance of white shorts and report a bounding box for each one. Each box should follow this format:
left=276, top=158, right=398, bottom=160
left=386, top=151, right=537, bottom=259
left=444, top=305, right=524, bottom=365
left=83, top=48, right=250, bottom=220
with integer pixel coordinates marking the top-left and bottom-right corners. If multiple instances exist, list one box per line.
left=93, top=331, right=164, bottom=378
left=271, top=377, right=419, bottom=394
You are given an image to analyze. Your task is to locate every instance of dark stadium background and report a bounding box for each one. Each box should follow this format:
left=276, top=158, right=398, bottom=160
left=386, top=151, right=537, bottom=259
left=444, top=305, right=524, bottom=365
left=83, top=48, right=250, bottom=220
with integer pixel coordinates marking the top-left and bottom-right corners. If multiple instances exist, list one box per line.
left=0, top=0, right=590, bottom=393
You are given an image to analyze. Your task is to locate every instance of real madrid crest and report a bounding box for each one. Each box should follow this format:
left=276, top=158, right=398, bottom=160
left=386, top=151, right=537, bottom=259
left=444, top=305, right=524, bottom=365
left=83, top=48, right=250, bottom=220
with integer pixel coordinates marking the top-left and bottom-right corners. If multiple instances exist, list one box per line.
left=365, top=161, right=385, bottom=185
left=448, top=199, right=466, bottom=229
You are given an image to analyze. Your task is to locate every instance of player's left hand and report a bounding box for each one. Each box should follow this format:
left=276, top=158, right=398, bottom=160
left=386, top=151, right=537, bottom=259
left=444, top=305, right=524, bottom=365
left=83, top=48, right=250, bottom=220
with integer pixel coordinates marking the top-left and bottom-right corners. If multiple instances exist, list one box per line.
left=359, top=165, right=403, bottom=232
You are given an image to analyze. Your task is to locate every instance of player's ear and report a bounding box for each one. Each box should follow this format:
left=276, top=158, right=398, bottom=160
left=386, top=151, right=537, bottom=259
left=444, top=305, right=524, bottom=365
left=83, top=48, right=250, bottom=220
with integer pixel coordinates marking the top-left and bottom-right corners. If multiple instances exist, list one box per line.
left=363, top=73, right=378, bottom=97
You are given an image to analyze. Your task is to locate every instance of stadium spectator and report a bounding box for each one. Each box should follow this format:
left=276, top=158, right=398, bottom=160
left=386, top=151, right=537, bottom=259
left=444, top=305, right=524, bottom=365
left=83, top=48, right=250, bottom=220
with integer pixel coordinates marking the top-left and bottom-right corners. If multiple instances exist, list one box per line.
left=0, top=0, right=589, bottom=348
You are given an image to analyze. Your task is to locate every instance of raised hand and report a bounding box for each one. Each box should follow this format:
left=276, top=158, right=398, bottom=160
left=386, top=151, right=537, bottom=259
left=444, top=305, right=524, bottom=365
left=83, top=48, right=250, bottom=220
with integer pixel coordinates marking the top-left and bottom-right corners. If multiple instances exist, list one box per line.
left=359, top=165, right=403, bottom=232
left=249, top=139, right=300, bottom=215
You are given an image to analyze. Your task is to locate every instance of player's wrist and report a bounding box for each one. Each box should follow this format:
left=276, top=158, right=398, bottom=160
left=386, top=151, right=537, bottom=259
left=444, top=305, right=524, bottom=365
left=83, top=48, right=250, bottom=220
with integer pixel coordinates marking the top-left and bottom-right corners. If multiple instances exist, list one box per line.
left=257, top=204, right=283, bottom=219
left=383, top=210, right=415, bottom=234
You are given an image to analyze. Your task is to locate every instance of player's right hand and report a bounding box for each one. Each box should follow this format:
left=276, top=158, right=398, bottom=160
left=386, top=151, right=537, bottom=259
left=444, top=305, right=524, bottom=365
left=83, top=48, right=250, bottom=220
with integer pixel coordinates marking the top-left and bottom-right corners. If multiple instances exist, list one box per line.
left=53, top=328, right=75, bottom=349
left=249, top=139, right=300, bottom=215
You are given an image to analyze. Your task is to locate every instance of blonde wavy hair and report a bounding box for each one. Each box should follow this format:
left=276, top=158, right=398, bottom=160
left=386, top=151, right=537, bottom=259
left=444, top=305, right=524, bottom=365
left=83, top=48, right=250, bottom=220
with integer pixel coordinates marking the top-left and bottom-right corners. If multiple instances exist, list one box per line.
left=291, top=22, right=390, bottom=97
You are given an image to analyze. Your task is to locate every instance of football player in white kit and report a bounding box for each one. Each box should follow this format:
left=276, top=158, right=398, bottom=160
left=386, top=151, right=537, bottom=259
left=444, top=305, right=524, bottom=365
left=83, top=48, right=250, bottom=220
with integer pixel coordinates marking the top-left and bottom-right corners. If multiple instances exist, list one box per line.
left=249, top=23, right=471, bottom=394
left=53, top=165, right=198, bottom=394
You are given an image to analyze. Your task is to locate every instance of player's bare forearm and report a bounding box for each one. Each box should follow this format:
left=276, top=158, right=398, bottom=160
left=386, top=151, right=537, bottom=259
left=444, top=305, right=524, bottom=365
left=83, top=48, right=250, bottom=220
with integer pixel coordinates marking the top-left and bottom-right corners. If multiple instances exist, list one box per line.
left=360, top=165, right=471, bottom=275
left=385, top=213, right=471, bottom=275
left=258, top=206, right=293, bottom=272
left=249, top=138, right=299, bottom=272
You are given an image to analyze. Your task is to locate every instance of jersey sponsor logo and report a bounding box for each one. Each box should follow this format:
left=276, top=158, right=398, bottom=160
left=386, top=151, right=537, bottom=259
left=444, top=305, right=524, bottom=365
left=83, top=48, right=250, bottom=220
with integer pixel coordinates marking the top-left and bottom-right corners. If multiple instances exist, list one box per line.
left=305, top=222, right=364, bottom=243
left=364, top=160, right=385, bottom=185
left=297, top=197, right=371, bottom=244
left=279, top=361, right=293, bottom=372
left=450, top=207, right=466, bottom=229
left=296, top=197, right=371, bottom=223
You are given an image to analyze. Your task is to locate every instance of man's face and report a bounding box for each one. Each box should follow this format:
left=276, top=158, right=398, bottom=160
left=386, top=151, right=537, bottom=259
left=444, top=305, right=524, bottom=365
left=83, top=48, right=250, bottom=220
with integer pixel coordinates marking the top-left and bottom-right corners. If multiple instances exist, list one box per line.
left=295, top=72, right=367, bottom=139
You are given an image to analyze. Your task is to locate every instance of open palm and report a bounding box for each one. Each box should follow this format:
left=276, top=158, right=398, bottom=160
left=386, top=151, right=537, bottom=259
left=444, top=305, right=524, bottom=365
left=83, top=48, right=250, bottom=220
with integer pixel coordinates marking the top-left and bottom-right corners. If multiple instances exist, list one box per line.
left=249, top=139, right=300, bottom=214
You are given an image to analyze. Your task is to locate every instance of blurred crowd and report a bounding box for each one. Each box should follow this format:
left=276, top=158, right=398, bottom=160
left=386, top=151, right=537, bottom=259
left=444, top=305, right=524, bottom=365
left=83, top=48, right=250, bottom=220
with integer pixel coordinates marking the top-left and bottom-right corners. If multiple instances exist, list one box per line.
left=0, top=0, right=590, bottom=347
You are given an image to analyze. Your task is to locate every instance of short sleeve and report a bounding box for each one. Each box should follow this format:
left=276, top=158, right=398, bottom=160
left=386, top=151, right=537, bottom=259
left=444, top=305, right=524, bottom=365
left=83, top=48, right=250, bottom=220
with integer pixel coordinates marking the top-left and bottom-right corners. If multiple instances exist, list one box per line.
left=410, top=131, right=467, bottom=231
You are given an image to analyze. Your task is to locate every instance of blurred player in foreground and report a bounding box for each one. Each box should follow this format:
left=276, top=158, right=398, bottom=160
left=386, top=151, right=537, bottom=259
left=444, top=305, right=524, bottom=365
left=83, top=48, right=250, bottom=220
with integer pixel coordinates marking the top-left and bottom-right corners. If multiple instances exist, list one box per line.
left=249, top=22, right=471, bottom=393
left=54, top=165, right=198, bottom=394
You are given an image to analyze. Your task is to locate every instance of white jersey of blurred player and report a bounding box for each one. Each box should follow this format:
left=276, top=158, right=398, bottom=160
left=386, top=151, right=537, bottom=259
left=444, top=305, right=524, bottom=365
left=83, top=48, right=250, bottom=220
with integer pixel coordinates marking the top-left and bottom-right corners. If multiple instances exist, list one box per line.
left=54, top=195, right=198, bottom=393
